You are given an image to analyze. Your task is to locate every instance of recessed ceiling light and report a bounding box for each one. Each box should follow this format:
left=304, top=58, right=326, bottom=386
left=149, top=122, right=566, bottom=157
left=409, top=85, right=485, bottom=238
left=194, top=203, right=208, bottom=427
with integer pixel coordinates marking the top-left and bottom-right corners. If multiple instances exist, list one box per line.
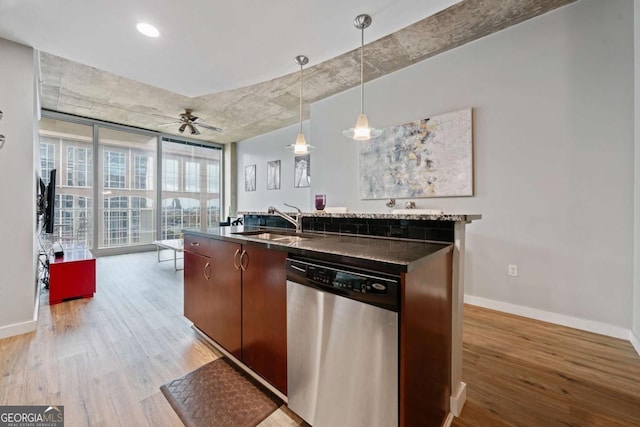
left=136, top=23, right=160, bottom=38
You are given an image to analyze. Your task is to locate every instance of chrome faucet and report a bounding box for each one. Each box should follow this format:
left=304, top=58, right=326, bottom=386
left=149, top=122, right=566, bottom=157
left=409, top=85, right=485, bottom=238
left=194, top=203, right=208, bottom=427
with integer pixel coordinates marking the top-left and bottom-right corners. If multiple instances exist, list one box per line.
left=268, top=203, right=303, bottom=233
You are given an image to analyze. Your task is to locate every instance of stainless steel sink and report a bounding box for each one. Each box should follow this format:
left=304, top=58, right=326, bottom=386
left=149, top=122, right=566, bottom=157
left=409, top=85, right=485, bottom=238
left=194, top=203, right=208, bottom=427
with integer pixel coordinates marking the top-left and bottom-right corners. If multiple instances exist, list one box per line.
left=253, top=233, right=308, bottom=244
left=232, top=230, right=319, bottom=244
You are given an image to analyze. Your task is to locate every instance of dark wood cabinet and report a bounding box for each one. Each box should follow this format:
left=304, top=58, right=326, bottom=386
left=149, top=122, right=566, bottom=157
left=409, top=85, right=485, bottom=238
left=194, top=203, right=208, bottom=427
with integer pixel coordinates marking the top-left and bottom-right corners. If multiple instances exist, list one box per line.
left=184, top=235, right=242, bottom=359
left=241, top=245, right=288, bottom=394
left=208, top=238, right=243, bottom=359
left=183, top=232, right=288, bottom=394
left=183, top=250, right=211, bottom=332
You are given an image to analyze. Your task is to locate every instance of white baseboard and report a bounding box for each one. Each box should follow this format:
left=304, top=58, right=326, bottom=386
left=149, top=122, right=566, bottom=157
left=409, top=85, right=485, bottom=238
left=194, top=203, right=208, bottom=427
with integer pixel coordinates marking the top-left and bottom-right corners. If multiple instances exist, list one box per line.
left=449, top=381, right=466, bottom=417
left=0, top=319, right=37, bottom=340
left=0, top=286, right=40, bottom=340
left=464, top=295, right=630, bottom=341
left=631, top=331, right=640, bottom=357
left=442, top=412, right=454, bottom=427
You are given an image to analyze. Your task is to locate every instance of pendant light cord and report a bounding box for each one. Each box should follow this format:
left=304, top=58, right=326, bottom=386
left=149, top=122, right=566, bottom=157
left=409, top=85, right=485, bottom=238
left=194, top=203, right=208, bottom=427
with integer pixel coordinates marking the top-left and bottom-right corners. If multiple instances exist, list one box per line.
left=360, top=26, right=364, bottom=114
left=299, top=62, right=303, bottom=134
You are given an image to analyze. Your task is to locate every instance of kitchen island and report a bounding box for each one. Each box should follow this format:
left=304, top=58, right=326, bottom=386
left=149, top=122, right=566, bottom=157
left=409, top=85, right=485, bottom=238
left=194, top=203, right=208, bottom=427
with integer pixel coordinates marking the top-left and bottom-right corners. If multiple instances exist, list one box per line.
left=183, top=211, right=479, bottom=427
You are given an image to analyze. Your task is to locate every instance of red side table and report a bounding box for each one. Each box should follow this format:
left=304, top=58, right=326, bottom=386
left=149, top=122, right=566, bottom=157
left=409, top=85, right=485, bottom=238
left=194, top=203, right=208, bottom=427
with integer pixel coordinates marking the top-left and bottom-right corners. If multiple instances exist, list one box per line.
left=48, top=245, right=96, bottom=305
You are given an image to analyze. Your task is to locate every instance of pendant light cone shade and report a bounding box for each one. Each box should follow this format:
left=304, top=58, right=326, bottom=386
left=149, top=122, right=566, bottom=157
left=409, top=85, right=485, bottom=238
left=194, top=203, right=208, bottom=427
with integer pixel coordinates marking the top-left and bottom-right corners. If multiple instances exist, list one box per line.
left=293, top=133, right=308, bottom=154
left=286, top=55, right=315, bottom=154
left=343, top=14, right=381, bottom=141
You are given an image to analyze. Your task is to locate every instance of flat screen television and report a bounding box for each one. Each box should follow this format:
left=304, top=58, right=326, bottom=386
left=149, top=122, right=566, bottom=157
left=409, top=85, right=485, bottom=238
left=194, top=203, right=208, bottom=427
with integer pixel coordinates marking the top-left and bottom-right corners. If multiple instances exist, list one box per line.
left=44, top=169, right=57, bottom=234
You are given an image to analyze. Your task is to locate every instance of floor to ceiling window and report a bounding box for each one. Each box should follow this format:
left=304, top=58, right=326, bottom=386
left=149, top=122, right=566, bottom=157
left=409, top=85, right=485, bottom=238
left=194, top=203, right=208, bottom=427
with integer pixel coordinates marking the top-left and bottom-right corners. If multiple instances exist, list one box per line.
left=38, top=113, right=223, bottom=253
left=161, top=138, right=222, bottom=239
left=98, top=127, right=157, bottom=249
left=38, top=118, right=94, bottom=247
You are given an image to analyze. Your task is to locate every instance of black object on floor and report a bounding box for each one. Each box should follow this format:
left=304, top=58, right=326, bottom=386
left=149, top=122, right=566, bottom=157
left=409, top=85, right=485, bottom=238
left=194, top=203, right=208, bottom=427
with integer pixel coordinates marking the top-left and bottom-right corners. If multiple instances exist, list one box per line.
left=160, top=357, right=282, bottom=427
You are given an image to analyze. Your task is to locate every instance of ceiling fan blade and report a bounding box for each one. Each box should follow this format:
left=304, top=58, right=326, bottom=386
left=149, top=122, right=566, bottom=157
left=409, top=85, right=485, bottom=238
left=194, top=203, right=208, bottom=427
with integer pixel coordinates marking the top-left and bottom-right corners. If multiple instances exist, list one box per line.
left=189, top=124, right=200, bottom=135
left=158, top=121, right=181, bottom=127
left=197, top=123, right=223, bottom=132
left=179, top=123, right=187, bottom=133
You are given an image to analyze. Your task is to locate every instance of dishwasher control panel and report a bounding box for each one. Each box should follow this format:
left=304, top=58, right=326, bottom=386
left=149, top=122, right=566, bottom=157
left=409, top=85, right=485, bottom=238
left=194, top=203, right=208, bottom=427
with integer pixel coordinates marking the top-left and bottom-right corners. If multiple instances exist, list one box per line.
left=309, top=267, right=387, bottom=294
left=286, top=258, right=399, bottom=311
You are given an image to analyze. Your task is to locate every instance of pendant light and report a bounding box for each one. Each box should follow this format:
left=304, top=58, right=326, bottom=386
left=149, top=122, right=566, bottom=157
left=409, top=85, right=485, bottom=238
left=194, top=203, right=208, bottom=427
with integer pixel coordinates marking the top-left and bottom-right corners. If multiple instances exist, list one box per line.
left=343, top=14, right=381, bottom=141
left=286, top=55, right=315, bottom=154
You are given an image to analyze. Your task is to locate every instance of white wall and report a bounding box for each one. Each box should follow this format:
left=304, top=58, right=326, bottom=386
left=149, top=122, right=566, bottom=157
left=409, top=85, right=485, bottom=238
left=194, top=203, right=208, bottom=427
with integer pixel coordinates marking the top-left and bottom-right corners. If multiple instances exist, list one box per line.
left=633, top=0, right=640, bottom=346
left=308, top=0, right=634, bottom=329
left=0, top=38, right=37, bottom=337
left=237, top=121, right=312, bottom=212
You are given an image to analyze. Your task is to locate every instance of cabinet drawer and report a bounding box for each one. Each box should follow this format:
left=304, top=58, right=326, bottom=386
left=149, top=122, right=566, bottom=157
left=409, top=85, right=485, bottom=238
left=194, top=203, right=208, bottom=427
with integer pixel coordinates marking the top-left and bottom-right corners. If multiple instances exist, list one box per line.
left=184, top=234, right=210, bottom=256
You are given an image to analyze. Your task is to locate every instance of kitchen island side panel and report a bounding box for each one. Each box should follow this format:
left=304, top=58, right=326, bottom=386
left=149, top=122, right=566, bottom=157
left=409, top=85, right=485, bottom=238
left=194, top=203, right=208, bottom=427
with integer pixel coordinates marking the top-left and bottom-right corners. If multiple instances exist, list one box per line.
left=401, top=248, right=453, bottom=426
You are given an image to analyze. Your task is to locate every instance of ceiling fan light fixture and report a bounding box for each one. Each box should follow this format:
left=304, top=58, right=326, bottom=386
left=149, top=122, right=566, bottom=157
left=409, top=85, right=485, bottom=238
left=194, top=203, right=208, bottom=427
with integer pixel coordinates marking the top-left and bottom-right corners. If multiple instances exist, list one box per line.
left=286, top=55, right=315, bottom=154
left=136, top=22, right=160, bottom=38
left=343, top=13, right=380, bottom=142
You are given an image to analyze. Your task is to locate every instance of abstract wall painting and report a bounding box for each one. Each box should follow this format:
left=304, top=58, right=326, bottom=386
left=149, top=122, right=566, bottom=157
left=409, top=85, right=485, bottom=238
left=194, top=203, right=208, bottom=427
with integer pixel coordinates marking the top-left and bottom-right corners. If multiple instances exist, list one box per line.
left=267, top=160, right=281, bottom=190
left=359, top=108, right=473, bottom=199
left=245, top=164, right=256, bottom=192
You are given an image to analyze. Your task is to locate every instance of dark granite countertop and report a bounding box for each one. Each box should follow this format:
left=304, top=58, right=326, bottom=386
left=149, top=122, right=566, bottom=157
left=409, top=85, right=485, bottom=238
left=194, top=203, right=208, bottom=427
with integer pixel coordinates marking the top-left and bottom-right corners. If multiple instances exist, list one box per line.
left=184, top=226, right=452, bottom=274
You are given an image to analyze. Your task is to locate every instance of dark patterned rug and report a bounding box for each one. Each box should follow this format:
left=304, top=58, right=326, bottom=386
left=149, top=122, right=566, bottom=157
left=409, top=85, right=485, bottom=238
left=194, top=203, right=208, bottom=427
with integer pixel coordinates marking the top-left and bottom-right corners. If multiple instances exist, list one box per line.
left=160, top=358, right=282, bottom=427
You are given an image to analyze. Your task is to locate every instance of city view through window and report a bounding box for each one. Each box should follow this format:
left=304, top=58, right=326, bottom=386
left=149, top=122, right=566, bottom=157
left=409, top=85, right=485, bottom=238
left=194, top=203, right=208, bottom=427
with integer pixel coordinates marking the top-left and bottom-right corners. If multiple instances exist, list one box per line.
left=160, top=138, right=223, bottom=240
left=39, top=117, right=222, bottom=252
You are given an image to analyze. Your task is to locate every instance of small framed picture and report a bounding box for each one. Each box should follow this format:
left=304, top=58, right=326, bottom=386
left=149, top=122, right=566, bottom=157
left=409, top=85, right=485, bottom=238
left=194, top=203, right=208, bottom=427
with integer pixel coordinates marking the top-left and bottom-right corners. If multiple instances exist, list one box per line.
left=294, top=154, right=310, bottom=188
left=245, top=164, right=256, bottom=192
left=267, top=160, right=281, bottom=190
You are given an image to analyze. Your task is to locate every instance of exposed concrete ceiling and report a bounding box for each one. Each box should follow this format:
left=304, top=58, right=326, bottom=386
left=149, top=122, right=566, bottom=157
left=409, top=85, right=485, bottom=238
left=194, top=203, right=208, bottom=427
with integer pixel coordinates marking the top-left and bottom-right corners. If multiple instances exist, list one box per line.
left=2, top=0, right=465, bottom=96
left=33, top=0, right=577, bottom=144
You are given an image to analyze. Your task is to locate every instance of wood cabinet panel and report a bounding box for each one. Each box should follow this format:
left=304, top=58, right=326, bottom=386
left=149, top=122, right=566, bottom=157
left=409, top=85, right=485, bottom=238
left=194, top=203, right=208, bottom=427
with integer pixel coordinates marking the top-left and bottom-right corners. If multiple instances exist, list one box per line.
left=183, top=251, right=210, bottom=331
left=400, top=249, right=453, bottom=426
left=241, top=246, right=288, bottom=394
left=184, top=234, right=211, bottom=256
left=208, top=238, right=243, bottom=359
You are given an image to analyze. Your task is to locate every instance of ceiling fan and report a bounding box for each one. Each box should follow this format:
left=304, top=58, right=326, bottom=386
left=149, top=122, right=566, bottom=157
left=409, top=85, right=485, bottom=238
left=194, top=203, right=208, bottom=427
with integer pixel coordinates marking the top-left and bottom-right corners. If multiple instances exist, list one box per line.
left=159, top=109, right=222, bottom=135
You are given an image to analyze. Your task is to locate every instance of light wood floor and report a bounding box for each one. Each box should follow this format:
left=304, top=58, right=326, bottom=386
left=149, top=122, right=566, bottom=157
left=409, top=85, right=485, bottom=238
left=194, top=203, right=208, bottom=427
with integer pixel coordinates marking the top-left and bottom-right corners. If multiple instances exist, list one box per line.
left=1, top=251, right=639, bottom=426
left=452, top=306, right=640, bottom=427
left=0, top=251, right=302, bottom=426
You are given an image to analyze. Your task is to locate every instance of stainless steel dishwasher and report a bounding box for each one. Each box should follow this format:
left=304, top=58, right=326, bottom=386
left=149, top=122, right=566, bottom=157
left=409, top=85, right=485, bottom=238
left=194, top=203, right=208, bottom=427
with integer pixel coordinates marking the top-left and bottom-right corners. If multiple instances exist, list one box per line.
left=286, top=257, right=399, bottom=427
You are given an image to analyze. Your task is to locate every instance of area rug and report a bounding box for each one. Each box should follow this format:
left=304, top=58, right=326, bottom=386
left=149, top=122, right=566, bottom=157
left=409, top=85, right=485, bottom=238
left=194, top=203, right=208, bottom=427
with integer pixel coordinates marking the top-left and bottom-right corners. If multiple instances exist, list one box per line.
left=160, top=357, right=282, bottom=427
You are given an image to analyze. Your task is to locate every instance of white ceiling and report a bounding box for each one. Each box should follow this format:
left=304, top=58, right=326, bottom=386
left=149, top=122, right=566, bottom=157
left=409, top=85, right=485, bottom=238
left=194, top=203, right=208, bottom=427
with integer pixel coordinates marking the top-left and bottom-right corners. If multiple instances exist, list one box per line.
left=0, top=0, right=461, bottom=97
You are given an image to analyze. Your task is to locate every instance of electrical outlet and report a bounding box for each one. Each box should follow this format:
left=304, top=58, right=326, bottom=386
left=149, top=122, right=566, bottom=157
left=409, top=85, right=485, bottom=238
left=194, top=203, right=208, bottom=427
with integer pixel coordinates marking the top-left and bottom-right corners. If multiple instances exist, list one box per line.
left=508, top=264, right=518, bottom=277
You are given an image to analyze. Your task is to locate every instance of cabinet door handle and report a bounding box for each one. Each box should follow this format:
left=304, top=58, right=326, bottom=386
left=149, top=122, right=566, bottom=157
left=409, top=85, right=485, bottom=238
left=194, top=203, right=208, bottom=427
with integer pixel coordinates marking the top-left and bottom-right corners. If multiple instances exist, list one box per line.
left=240, top=250, right=248, bottom=271
left=233, top=249, right=241, bottom=270
left=203, top=262, right=211, bottom=280
left=190, top=242, right=200, bottom=246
